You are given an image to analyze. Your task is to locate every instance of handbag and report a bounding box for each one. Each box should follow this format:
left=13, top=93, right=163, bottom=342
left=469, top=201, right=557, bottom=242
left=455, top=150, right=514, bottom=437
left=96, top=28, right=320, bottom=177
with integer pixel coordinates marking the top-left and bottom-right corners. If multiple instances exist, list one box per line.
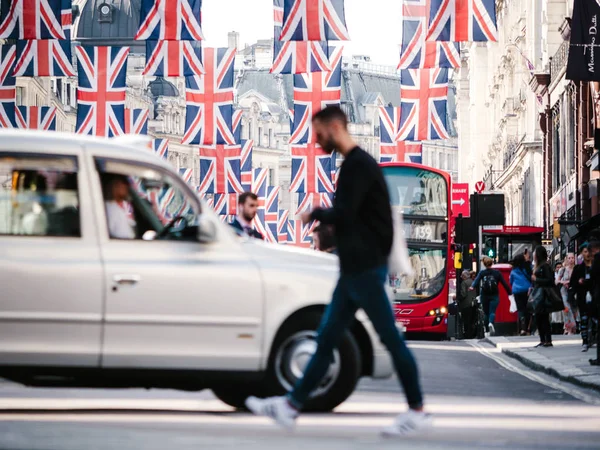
left=544, top=286, right=565, bottom=313
left=527, top=287, right=546, bottom=314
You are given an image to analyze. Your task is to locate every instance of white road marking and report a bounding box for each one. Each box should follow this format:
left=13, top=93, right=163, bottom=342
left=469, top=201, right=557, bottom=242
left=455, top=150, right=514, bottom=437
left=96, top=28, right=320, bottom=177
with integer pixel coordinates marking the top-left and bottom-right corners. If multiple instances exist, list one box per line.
left=468, top=341, right=600, bottom=406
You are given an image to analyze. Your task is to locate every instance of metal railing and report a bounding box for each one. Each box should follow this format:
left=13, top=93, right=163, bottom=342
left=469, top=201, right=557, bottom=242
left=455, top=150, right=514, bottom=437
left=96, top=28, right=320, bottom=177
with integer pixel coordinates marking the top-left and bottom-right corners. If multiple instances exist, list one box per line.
left=550, top=40, right=569, bottom=80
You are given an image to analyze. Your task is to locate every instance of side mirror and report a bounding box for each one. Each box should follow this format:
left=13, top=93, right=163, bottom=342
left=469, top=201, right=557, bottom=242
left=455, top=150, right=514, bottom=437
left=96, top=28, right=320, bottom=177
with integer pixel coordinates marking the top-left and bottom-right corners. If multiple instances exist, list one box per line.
left=197, top=215, right=218, bottom=244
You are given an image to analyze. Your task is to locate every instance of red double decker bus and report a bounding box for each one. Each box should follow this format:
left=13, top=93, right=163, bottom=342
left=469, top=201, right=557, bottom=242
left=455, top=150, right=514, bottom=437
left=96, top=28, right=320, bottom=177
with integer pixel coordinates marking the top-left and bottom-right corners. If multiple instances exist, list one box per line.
left=381, top=162, right=453, bottom=338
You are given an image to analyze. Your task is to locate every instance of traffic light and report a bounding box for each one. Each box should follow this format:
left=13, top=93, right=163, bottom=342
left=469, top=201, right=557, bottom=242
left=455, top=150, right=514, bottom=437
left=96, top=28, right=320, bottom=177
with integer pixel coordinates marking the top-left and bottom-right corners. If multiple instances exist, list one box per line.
left=484, top=238, right=495, bottom=258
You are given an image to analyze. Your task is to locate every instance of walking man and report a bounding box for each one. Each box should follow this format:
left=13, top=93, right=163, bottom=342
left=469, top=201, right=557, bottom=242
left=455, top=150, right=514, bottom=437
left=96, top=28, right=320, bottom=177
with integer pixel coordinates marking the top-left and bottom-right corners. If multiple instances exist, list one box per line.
left=229, top=192, right=264, bottom=240
left=245, top=106, right=430, bottom=436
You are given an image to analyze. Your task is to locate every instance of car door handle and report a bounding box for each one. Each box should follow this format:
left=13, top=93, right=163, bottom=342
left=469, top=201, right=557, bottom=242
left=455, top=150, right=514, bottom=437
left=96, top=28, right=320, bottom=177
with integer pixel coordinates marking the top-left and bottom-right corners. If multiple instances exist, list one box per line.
left=113, top=274, right=141, bottom=285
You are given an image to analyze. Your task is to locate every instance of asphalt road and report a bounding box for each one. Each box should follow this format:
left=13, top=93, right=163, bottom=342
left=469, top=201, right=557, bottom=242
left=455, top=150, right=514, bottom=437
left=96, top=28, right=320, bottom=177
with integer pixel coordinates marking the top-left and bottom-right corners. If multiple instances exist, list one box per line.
left=1, top=340, right=599, bottom=450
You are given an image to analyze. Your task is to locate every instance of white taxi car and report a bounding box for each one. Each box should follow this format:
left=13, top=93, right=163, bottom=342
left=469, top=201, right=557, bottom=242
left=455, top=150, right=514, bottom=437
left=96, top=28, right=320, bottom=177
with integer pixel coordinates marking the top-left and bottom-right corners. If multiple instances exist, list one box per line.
left=0, top=130, right=392, bottom=411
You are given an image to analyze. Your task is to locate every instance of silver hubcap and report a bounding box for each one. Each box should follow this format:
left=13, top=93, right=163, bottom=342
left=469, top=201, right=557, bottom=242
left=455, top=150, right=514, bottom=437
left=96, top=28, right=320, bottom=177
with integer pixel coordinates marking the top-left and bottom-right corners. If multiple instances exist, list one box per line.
left=274, top=330, right=341, bottom=398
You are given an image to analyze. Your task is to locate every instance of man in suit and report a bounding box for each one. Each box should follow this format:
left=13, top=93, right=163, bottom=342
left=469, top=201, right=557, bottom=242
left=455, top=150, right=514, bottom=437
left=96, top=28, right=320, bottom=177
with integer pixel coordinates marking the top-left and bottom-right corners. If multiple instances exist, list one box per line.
left=229, top=192, right=264, bottom=240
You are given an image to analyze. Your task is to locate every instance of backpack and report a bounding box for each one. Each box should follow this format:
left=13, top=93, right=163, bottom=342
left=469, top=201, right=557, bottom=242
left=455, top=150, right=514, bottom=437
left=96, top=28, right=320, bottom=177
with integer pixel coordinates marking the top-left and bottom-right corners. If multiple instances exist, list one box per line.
left=481, top=272, right=498, bottom=295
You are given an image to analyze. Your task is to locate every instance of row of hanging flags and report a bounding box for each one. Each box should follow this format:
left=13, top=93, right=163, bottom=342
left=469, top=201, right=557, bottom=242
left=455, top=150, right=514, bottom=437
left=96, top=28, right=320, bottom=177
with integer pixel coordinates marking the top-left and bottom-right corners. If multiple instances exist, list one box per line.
left=0, top=0, right=499, bottom=247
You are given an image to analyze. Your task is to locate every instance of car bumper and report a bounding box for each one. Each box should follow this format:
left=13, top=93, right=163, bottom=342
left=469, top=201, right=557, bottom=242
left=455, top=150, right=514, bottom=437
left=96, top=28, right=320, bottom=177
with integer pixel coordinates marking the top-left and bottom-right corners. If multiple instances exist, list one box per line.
left=356, top=311, right=397, bottom=379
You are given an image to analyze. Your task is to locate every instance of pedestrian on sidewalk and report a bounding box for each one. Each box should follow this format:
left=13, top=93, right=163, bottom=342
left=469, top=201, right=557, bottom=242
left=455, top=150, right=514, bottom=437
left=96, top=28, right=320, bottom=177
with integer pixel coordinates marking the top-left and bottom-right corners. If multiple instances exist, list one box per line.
left=510, top=253, right=533, bottom=336
left=590, top=241, right=600, bottom=365
left=531, top=246, right=554, bottom=348
left=556, top=253, right=576, bottom=335
left=569, top=243, right=594, bottom=352
left=459, top=270, right=477, bottom=338
left=245, top=106, right=431, bottom=436
left=470, top=256, right=512, bottom=336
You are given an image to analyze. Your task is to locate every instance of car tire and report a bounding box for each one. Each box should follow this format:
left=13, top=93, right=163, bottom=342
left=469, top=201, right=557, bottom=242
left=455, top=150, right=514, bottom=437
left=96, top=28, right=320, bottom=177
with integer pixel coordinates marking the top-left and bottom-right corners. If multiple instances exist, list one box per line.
left=212, top=386, right=255, bottom=410
left=264, top=311, right=362, bottom=412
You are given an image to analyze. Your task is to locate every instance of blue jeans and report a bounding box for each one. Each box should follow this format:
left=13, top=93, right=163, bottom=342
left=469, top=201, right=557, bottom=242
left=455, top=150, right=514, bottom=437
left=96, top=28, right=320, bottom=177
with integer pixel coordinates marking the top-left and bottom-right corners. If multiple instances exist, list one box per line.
left=288, top=265, right=424, bottom=410
left=481, top=295, right=499, bottom=326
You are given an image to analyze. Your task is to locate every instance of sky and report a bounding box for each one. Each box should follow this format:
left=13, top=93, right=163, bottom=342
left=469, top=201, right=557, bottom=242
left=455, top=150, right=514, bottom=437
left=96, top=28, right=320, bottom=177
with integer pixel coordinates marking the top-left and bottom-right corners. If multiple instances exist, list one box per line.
left=202, top=0, right=403, bottom=66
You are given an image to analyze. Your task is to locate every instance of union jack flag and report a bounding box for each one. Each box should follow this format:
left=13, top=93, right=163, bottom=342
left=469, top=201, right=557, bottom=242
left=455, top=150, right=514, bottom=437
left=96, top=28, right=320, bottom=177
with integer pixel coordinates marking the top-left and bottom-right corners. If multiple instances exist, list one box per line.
left=398, top=0, right=460, bottom=69
left=14, top=106, right=57, bottom=130
left=379, top=106, right=401, bottom=144
left=287, top=219, right=312, bottom=248
left=0, top=0, right=65, bottom=40
left=0, top=45, right=16, bottom=129
left=135, top=0, right=204, bottom=41
left=12, top=38, right=75, bottom=77
left=272, top=0, right=331, bottom=74
left=296, top=192, right=334, bottom=215
left=124, top=108, right=149, bottom=135
left=143, top=40, right=204, bottom=77
left=213, top=193, right=237, bottom=216
left=264, top=186, right=280, bottom=243
left=154, top=138, right=169, bottom=160
left=183, top=47, right=236, bottom=146
left=427, top=0, right=497, bottom=42
left=61, top=0, right=71, bottom=38
left=202, top=193, right=214, bottom=209
left=290, top=143, right=334, bottom=194
left=398, top=69, right=449, bottom=142
left=278, top=209, right=289, bottom=243
left=280, top=0, right=350, bottom=41
left=75, top=46, right=129, bottom=137
left=290, top=45, right=343, bottom=144
left=239, top=139, right=253, bottom=191
left=380, top=141, right=423, bottom=164
left=179, top=167, right=194, bottom=185
left=232, top=108, right=243, bottom=142
left=198, top=145, right=243, bottom=195
left=252, top=168, right=269, bottom=239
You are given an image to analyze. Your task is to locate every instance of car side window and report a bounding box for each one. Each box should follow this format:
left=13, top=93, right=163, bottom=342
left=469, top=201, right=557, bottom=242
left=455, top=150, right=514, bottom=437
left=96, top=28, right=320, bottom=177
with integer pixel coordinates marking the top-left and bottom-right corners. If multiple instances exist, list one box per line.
left=0, top=153, right=81, bottom=237
left=96, top=158, right=199, bottom=241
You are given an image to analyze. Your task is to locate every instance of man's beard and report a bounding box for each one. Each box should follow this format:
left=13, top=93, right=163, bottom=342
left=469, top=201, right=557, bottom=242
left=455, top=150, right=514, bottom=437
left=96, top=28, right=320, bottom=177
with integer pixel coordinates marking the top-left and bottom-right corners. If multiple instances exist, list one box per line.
left=321, top=137, right=336, bottom=154
left=243, top=211, right=255, bottom=222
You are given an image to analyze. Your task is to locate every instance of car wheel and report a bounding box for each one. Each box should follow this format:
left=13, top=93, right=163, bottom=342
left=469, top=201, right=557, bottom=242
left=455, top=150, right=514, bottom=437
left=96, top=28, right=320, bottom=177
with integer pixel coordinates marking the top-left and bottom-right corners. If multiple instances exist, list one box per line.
left=212, top=386, right=254, bottom=410
left=264, top=311, right=361, bottom=412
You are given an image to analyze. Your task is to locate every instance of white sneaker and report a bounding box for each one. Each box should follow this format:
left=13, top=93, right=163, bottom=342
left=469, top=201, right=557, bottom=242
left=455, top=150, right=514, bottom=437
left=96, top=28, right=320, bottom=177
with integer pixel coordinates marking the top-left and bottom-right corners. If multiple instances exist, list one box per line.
left=245, top=396, right=298, bottom=430
left=489, top=323, right=495, bottom=336
left=382, top=409, right=433, bottom=437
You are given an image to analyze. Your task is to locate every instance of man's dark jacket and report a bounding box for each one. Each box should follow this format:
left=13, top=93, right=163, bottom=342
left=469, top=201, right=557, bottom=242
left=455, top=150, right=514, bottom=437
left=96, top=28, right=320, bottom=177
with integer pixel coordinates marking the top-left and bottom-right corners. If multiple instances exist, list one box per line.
left=311, top=147, right=393, bottom=274
left=230, top=217, right=264, bottom=240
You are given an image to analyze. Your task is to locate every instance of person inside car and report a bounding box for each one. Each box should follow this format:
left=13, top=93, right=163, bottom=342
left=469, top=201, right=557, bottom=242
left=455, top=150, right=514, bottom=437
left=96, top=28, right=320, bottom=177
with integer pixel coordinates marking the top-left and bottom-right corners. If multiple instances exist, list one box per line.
left=104, top=174, right=136, bottom=240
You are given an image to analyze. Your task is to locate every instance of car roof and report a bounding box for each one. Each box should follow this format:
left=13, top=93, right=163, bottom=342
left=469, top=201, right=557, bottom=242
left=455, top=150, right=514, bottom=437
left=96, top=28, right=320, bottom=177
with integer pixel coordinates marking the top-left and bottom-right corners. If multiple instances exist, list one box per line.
left=0, top=129, right=171, bottom=170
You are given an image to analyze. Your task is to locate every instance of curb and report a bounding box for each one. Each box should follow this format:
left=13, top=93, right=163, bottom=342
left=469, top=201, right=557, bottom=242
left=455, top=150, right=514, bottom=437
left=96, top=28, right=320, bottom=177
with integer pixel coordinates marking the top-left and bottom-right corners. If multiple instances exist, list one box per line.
left=483, top=338, right=600, bottom=394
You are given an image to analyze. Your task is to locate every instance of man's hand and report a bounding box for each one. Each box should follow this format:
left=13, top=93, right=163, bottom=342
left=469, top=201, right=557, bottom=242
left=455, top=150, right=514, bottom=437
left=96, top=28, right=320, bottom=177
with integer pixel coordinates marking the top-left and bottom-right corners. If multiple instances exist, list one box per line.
left=300, top=211, right=312, bottom=225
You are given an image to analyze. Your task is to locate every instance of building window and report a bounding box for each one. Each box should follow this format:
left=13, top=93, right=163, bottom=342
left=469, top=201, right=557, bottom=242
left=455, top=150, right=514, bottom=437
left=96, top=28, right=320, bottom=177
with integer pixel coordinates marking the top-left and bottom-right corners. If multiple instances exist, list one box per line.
left=552, top=103, right=561, bottom=193
left=249, top=120, right=254, bottom=140
left=269, top=168, right=276, bottom=186
left=15, top=87, right=24, bottom=106
left=268, top=129, right=273, bottom=148
left=258, top=127, right=263, bottom=146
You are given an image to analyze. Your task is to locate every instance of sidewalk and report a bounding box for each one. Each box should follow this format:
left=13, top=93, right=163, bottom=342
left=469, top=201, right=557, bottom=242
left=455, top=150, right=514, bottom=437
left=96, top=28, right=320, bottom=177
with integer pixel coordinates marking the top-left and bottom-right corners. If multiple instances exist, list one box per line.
left=484, top=335, right=600, bottom=392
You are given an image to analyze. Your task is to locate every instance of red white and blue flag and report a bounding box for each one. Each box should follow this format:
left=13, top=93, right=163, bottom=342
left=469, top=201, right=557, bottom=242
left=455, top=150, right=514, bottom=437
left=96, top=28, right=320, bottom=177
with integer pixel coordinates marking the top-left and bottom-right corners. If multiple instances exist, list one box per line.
left=14, top=105, right=57, bottom=130
left=61, top=0, right=71, bottom=38
left=272, top=0, right=331, bottom=74
left=380, top=141, right=423, bottom=164
left=183, top=47, right=236, bottom=145
left=179, top=167, right=194, bottom=185
left=0, top=45, right=16, bottom=129
left=398, top=68, right=449, bottom=142
left=290, top=45, right=342, bottom=144
left=264, top=186, right=280, bottom=243
left=399, top=0, right=459, bottom=69
left=143, top=40, right=204, bottom=77
left=124, top=108, right=149, bottom=135
left=379, top=106, right=402, bottom=144
left=0, top=0, right=65, bottom=40
left=252, top=168, right=269, bottom=239
left=153, top=138, right=169, bottom=160
left=427, top=0, right=497, bottom=42
left=296, top=192, right=333, bottom=214
left=240, top=139, right=253, bottom=191
left=232, top=108, right=243, bottom=142
left=290, top=143, right=334, bottom=194
left=198, top=145, right=243, bottom=195
left=135, top=0, right=204, bottom=41
left=278, top=209, right=289, bottom=243
left=287, top=219, right=312, bottom=248
left=280, top=0, right=350, bottom=41
left=75, top=46, right=129, bottom=137
left=213, top=193, right=237, bottom=216
left=13, top=38, right=75, bottom=77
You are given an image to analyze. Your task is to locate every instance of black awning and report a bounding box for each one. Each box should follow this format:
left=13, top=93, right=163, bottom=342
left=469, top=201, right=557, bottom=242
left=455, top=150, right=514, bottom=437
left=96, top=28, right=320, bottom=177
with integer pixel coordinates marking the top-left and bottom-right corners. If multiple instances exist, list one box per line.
left=570, top=214, right=600, bottom=242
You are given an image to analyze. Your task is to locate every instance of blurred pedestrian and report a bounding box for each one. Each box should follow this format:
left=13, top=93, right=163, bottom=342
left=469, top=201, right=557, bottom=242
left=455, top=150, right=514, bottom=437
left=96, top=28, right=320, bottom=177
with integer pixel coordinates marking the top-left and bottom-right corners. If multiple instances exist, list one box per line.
left=570, top=243, right=594, bottom=352
left=531, top=246, right=554, bottom=347
left=470, top=256, right=512, bottom=336
left=556, top=253, right=576, bottom=335
left=590, top=241, right=600, bottom=365
left=459, top=270, right=477, bottom=338
left=246, top=105, right=431, bottom=436
left=313, top=224, right=337, bottom=254
left=510, top=253, right=533, bottom=336
left=230, top=192, right=264, bottom=240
